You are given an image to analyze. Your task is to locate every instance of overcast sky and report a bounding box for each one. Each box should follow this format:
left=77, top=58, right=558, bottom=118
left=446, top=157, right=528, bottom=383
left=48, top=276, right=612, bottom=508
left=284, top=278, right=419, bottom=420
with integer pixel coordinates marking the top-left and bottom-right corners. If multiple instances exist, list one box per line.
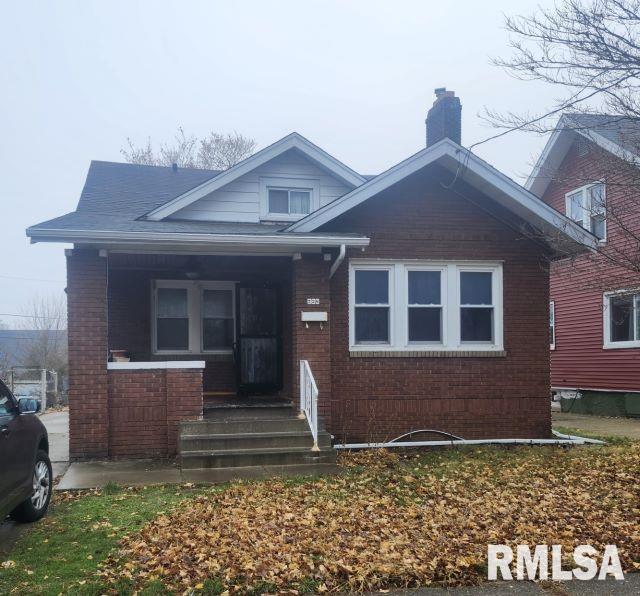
left=0, top=0, right=559, bottom=326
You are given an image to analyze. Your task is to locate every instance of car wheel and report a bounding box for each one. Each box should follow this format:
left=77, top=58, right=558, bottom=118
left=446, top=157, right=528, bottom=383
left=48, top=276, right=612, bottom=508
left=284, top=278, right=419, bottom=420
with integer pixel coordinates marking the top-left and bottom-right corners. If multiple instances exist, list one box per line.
left=10, top=450, right=52, bottom=523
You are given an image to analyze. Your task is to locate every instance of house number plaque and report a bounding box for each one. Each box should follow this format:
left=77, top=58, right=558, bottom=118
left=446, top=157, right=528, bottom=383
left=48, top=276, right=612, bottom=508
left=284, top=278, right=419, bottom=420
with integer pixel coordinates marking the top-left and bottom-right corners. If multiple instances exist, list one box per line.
left=306, top=298, right=320, bottom=305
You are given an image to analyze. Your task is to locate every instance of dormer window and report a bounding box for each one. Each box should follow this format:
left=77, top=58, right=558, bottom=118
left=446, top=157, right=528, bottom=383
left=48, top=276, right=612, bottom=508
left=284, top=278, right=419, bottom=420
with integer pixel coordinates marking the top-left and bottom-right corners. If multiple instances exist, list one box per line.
left=565, top=183, right=606, bottom=240
left=268, top=188, right=312, bottom=216
left=260, top=177, right=320, bottom=221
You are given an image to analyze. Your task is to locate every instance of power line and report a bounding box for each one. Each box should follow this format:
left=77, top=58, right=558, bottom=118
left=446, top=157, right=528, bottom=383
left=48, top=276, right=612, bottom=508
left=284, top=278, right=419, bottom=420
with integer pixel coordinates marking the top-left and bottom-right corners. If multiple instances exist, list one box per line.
left=0, top=274, right=65, bottom=284
left=0, top=313, right=65, bottom=321
left=0, top=335, right=64, bottom=340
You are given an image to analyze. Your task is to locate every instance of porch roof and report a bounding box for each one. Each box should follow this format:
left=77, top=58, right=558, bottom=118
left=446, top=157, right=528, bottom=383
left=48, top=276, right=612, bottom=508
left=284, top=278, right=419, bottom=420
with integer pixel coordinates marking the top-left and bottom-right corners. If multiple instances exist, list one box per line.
left=26, top=210, right=369, bottom=252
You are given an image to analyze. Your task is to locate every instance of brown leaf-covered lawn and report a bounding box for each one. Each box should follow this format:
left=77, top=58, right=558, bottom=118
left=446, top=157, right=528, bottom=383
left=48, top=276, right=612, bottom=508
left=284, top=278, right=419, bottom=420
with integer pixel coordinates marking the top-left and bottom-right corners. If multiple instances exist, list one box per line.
left=99, top=443, right=640, bottom=594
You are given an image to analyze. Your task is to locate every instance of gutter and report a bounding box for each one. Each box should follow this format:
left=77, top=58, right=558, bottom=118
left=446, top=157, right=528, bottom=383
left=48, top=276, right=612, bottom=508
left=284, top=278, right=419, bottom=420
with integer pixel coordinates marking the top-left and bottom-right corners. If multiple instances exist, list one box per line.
left=26, top=228, right=370, bottom=248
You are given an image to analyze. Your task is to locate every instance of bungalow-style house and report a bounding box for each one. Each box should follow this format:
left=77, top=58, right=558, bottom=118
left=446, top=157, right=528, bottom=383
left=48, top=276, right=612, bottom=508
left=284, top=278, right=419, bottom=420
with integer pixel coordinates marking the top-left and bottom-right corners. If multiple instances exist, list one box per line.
left=27, top=89, right=595, bottom=474
left=528, top=114, right=640, bottom=417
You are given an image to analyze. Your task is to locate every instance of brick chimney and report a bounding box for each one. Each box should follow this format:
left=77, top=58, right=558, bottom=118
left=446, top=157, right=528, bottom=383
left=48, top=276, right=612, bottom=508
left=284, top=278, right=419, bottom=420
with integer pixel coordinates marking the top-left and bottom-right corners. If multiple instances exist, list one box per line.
left=426, top=88, right=462, bottom=147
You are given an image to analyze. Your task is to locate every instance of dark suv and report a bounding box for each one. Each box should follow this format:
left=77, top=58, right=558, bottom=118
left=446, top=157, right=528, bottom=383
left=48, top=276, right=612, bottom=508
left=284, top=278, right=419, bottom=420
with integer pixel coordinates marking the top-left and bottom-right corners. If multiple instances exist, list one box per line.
left=0, top=378, right=52, bottom=522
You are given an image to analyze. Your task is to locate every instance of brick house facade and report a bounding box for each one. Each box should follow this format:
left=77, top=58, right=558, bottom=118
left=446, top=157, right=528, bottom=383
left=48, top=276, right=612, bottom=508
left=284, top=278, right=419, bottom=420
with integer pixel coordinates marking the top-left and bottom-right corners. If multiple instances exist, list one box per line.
left=30, top=92, right=595, bottom=460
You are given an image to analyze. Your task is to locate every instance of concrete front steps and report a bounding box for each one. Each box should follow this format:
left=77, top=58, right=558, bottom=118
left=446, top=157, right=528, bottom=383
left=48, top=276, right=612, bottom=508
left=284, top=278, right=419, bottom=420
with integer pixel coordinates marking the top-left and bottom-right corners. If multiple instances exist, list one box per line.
left=179, top=400, right=338, bottom=483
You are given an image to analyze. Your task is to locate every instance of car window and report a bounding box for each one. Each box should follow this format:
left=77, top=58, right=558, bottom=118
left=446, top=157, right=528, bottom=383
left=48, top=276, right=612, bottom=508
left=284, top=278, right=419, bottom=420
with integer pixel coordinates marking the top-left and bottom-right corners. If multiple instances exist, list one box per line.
left=0, top=382, right=14, bottom=416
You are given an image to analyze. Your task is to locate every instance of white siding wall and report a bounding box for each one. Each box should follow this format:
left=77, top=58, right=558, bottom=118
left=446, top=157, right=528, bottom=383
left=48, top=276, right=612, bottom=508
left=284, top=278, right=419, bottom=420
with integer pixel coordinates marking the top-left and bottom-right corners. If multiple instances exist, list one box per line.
left=172, top=149, right=352, bottom=223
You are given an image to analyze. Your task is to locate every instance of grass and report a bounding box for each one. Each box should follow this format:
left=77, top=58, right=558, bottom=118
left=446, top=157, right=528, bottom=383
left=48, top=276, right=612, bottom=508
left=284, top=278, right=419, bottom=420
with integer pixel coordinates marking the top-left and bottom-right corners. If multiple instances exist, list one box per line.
left=0, top=485, right=208, bottom=595
left=1, top=443, right=639, bottom=594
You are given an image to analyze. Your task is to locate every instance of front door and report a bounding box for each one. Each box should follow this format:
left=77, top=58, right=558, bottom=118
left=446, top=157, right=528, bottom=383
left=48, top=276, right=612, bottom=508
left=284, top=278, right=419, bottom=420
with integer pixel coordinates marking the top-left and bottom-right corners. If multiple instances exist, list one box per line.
left=236, top=283, right=282, bottom=395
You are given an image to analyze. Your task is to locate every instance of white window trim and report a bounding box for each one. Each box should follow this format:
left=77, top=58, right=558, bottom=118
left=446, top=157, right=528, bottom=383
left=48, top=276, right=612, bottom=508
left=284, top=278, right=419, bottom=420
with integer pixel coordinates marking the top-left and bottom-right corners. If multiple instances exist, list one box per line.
left=603, top=288, right=640, bottom=349
left=349, top=260, right=503, bottom=353
left=550, top=300, right=556, bottom=350
left=564, top=182, right=606, bottom=242
left=259, top=177, right=320, bottom=222
left=152, top=280, right=236, bottom=356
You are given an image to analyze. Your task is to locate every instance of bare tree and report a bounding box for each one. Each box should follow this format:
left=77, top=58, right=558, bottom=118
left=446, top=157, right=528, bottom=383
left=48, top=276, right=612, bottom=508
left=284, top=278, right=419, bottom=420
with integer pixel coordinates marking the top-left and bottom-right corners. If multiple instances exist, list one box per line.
left=121, top=127, right=256, bottom=170
left=485, top=0, right=640, bottom=136
left=478, top=0, right=640, bottom=291
left=0, top=320, right=9, bottom=381
left=20, top=295, right=68, bottom=379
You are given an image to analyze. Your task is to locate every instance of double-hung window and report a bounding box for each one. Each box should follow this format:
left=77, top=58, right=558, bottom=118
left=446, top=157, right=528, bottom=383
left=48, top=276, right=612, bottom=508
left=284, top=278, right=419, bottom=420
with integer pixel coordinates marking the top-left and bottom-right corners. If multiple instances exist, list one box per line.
left=565, top=183, right=606, bottom=240
left=349, top=261, right=503, bottom=352
left=407, top=269, right=443, bottom=343
left=153, top=280, right=235, bottom=354
left=603, top=290, right=640, bottom=348
left=459, top=271, right=495, bottom=343
left=353, top=268, right=392, bottom=344
left=156, top=287, right=190, bottom=351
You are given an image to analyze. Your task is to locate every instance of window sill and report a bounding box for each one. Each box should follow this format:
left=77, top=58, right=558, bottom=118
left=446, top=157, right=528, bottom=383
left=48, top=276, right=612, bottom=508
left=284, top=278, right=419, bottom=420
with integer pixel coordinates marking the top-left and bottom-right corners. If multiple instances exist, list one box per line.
left=603, top=342, right=640, bottom=350
left=260, top=215, right=307, bottom=223
left=349, top=349, right=507, bottom=358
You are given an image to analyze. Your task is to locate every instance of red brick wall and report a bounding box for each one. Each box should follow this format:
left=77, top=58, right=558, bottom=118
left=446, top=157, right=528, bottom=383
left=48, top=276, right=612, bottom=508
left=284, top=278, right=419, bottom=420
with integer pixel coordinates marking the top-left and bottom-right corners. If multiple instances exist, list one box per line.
left=67, top=249, right=109, bottom=459
left=318, top=167, right=551, bottom=441
left=68, top=250, right=202, bottom=459
left=291, top=255, right=332, bottom=427
left=107, top=367, right=202, bottom=458
left=540, top=140, right=640, bottom=391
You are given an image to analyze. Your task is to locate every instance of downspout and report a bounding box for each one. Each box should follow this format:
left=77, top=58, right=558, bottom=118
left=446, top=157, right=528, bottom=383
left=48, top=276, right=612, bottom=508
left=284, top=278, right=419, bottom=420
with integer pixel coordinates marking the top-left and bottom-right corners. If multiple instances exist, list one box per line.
left=329, top=244, right=346, bottom=279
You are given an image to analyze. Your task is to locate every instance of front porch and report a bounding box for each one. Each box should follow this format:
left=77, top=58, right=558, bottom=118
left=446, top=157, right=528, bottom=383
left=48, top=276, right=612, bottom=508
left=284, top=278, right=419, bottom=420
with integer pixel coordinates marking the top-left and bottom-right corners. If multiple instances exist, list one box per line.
left=66, top=249, right=335, bottom=461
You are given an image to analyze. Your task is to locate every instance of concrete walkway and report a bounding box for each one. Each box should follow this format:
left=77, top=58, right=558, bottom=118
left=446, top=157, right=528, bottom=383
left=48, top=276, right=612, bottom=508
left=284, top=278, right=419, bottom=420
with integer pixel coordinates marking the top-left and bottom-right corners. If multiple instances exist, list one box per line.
left=386, top=574, right=640, bottom=594
left=552, top=411, right=640, bottom=440
left=56, top=459, right=182, bottom=489
left=42, top=409, right=70, bottom=478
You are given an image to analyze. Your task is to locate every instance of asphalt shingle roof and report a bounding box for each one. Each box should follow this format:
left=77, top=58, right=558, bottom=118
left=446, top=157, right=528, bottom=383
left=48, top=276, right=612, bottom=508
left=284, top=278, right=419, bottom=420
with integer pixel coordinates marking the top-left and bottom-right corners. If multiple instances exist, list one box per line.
left=566, top=113, right=640, bottom=155
left=76, top=161, right=221, bottom=217
left=28, top=160, right=368, bottom=238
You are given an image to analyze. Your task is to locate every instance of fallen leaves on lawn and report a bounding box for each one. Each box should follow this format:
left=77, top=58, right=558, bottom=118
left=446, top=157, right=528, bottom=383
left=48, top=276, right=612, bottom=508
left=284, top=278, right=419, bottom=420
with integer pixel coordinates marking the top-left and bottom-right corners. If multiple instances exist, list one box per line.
left=100, top=444, right=640, bottom=593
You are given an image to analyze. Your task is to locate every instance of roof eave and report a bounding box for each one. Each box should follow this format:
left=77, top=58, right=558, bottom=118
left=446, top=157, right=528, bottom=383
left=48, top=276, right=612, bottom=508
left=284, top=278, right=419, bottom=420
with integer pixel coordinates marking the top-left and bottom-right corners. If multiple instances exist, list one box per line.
left=526, top=114, right=640, bottom=197
left=286, top=138, right=598, bottom=252
left=25, top=227, right=370, bottom=249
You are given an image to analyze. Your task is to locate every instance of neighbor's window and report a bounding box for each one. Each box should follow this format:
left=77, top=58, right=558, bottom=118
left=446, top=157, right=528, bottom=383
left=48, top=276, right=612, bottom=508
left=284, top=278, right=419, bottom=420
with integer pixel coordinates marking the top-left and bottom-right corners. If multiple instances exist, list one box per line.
left=153, top=281, right=235, bottom=354
left=550, top=301, right=555, bottom=349
left=350, top=262, right=503, bottom=352
left=565, top=183, right=606, bottom=240
left=604, top=291, right=640, bottom=348
left=268, top=188, right=312, bottom=216
left=353, top=269, right=391, bottom=343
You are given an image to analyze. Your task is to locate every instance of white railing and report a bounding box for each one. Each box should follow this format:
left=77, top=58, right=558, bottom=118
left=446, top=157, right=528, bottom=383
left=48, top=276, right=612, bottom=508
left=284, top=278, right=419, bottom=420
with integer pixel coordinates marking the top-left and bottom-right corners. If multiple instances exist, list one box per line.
left=299, top=360, right=320, bottom=451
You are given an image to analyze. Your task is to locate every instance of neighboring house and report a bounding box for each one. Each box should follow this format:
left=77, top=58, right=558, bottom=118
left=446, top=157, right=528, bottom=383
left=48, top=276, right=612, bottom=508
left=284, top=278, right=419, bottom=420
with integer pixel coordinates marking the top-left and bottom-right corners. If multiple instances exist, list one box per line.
left=27, top=89, right=594, bottom=466
left=528, top=114, right=640, bottom=417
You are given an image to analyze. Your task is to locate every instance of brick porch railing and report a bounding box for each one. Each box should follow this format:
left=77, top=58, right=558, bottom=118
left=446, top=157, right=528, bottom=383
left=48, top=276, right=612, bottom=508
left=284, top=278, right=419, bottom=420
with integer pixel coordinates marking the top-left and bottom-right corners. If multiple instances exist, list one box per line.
left=106, top=361, right=204, bottom=458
